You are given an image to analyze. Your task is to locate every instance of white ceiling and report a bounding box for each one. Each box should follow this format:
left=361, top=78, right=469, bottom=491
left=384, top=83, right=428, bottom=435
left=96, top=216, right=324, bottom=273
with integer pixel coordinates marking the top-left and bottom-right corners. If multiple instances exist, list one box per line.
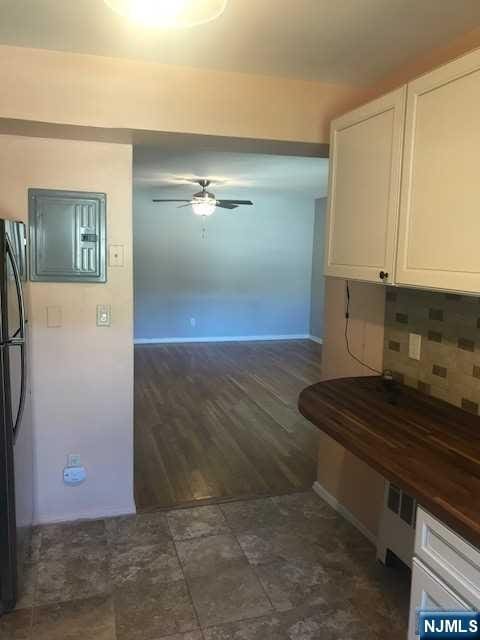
left=133, top=148, right=329, bottom=198
left=1, top=1, right=480, bottom=85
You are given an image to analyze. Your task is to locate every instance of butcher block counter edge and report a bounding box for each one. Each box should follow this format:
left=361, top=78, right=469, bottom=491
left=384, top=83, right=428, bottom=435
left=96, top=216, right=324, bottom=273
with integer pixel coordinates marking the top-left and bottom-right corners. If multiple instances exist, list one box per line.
left=298, top=376, right=480, bottom=551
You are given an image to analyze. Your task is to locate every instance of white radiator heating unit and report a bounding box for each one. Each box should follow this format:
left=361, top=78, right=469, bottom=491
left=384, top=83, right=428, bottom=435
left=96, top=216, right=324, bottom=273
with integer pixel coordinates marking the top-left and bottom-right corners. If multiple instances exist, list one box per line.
left=377, top=481, right=417, bottom=568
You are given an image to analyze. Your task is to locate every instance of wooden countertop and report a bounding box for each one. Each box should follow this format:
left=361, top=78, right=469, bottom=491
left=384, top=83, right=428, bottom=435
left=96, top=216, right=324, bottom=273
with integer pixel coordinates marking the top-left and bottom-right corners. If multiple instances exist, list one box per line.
left=298, top=376, right=480, bottom=550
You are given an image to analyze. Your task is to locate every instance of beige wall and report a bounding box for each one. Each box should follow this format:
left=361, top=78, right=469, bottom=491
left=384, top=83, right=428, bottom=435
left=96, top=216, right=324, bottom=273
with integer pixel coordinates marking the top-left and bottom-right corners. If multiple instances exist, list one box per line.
left=321, top=278, right=386, bottom=381
left=318, top=277, right=386, bottom=538
left=0, top=135, right=134, bottom=524
left=0, top=45, right=374, bottom=144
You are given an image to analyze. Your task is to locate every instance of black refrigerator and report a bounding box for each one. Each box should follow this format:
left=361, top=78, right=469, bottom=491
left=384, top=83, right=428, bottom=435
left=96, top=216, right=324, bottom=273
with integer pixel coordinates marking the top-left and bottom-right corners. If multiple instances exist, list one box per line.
left=0, top=220, right=32, bottom=615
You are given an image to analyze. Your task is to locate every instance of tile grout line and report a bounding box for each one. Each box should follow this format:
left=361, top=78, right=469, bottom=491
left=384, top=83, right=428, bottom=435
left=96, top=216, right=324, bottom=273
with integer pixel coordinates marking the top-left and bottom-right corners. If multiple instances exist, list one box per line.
left=170, top=503, right=276, bottom=634
left=167, top=512, right=204, bottom=635
left=103, top=518, right=119, bottom=640
left=28, top=528, right=41, bottom=638
left=219, top=499, right=278, bottom=614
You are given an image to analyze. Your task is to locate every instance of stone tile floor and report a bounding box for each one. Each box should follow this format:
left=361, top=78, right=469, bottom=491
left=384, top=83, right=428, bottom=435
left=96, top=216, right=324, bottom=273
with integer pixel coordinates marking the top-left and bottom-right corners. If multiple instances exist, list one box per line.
left=0, top=491, right=411, bottom=639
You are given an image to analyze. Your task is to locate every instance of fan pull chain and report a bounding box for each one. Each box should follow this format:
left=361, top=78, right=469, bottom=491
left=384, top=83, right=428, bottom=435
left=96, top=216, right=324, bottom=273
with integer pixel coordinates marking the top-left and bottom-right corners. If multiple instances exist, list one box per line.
left=201, top=216, right=207, bottom=240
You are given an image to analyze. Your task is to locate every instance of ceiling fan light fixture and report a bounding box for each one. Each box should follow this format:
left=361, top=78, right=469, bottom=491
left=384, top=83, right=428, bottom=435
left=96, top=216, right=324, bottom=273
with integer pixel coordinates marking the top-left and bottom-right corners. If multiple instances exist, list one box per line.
left=191, top=197, right=216, bottom=216
left=104, top=0, right=228, bottom=28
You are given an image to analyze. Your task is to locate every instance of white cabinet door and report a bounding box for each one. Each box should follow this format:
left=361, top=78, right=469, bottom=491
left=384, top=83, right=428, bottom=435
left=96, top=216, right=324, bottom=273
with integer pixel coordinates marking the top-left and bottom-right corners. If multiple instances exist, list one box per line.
left=415, top=508, right=480, bottom=609
left=408, top=559, right=469, bottom=640
left=325, top=87, right=406, bottom=283
left=397, top=49, right=480, bottom=294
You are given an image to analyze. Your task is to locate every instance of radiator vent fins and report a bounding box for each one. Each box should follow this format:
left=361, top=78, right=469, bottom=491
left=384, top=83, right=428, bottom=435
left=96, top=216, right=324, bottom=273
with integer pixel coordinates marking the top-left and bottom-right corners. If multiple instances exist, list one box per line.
left=387, top=483, right=417, bottom=527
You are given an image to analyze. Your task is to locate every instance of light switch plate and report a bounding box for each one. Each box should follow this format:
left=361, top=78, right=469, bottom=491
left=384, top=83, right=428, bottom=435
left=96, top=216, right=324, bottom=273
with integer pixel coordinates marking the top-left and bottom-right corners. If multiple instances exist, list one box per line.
left=409, top=333, right=422, bottom=360
left=96, top=304, right=111, bottom=327
left=109, top=244, right=124, bottom=267
left=46, top=306, right=62, bottom=328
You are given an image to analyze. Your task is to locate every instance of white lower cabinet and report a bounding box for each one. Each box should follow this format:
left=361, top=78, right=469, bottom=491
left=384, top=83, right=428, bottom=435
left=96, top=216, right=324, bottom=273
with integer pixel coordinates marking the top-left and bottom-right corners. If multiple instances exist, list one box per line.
left=408, top=559, right=469, bottom=640
left=408, top=508, right=480, bottom=639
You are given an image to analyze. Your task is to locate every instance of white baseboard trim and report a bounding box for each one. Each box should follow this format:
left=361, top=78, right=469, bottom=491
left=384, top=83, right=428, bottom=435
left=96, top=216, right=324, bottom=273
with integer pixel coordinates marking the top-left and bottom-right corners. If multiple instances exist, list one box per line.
left=34, top=503, right=136, bottom=526
left=308, top=335, right=323, bottom=344
left=134, top=334, right=313, bottom=345
left=313, top=480, right=377, bottom=545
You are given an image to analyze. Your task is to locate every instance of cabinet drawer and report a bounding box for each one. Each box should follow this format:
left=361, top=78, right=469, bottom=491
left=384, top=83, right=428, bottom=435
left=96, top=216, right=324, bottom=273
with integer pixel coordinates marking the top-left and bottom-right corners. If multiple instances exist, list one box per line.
left=416, top=508, right=480, bottom=609
left=408, top=559, right=469, bottom=640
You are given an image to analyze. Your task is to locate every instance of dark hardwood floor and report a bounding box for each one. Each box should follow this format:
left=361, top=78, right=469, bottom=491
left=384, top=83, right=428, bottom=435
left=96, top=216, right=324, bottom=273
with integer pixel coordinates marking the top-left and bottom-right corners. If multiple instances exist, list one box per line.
left=134, top=340, right=322, bottom=511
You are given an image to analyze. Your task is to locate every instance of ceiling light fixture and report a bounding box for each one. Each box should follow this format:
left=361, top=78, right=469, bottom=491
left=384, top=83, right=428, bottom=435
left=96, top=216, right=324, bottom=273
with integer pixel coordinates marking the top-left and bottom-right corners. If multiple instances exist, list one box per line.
left=104, top=0, right=228, bottom=28
left=191, top=195, right=217, bottom=217
left=153, top=179, right=253, bottom=215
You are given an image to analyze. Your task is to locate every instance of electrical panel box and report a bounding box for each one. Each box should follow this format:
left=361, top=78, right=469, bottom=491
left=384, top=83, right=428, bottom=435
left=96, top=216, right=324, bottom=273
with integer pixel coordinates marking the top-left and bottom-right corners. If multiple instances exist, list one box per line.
left=28, top=189, right=106, bottom=283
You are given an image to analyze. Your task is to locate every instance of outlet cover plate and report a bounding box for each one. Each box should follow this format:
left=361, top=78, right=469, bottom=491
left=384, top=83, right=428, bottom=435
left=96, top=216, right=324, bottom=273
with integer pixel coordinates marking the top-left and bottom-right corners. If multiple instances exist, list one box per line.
left=63, top=466, right=87, bottom=486
left=409, top=333, right=422, bottom=361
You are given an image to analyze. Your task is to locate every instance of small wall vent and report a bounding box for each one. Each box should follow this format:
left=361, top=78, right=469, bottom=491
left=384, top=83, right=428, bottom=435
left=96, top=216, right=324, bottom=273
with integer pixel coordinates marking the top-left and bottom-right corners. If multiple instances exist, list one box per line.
left=377, top=481, right=416, bottom=568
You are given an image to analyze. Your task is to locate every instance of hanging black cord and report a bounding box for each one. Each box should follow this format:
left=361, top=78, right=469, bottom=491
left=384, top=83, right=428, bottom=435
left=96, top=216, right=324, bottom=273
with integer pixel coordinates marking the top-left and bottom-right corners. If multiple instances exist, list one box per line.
left=344, top=280, right=383, bottom=375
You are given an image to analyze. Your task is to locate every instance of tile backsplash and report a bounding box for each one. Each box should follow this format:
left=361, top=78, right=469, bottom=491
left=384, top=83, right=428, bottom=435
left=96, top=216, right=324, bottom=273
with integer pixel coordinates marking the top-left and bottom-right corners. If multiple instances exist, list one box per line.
left=383, top=287, right=480, bottom=414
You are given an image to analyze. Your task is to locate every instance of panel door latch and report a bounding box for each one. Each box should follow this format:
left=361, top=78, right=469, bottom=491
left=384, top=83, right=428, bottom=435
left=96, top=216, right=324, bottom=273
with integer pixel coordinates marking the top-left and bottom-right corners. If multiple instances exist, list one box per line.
left=81, top=233, right=98, bottom=243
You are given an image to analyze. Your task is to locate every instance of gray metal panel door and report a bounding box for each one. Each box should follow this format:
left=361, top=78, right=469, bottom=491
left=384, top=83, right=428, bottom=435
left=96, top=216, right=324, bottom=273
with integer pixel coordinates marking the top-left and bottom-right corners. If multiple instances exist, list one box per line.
left=29, top=189, right=106, bottom=283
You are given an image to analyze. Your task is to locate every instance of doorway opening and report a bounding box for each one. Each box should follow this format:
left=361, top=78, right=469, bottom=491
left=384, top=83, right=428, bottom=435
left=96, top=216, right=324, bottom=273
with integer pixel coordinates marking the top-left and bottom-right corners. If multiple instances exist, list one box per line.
left=133, top=137, right=328, bottom=511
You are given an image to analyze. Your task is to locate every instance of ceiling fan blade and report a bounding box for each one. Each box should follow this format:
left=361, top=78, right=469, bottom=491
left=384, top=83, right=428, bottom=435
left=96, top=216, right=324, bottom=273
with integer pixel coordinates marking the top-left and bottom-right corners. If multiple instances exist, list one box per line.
left=217, top=200, right=253, bottom=206
left=177, top=203, right=192, bottom=208
left=216, top=202, right=238, bottom=210
left=152, top=199, right=191, bottom=203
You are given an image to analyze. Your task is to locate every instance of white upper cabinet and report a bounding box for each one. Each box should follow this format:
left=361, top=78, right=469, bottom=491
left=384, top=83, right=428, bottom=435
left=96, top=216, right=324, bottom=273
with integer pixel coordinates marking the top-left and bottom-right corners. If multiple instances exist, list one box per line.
left=396, top=49, right=480, bottom=294
left=325, top=87, right=406, bottom=284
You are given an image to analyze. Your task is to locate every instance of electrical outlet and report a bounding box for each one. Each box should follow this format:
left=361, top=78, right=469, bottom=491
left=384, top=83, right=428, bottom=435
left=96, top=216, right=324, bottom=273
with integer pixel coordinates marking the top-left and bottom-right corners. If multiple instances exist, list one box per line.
left=409, top=333, right=422, bottom=361
left=67, top=454, right=81, bottom=467
left=64, top=466, right=86, bottom=486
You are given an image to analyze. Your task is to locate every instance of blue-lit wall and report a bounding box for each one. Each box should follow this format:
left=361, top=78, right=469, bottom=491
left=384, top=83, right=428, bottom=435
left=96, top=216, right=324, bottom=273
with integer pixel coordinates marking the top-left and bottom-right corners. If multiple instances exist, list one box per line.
left=310, top=198, right=326, bottom=339
left=134, top=187, right=322, bottom=341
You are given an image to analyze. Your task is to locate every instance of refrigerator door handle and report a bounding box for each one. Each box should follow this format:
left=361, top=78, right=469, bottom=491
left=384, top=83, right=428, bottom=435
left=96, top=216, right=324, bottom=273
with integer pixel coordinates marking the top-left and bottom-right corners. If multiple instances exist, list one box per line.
left=6, top=235, right=26, bottom=342
left=11, top=343, right=26, bottom=442
left=6, top=235, right=27, bottom=440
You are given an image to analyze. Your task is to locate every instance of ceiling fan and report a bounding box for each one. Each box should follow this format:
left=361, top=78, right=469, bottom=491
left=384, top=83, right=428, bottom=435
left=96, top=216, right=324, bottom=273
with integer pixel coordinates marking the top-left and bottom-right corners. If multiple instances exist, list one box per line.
left=152, top=179, right=253, bottom=217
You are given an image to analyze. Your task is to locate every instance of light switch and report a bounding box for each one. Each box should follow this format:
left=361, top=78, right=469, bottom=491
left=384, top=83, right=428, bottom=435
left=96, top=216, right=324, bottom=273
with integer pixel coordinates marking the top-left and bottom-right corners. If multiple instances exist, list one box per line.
left=408, top=333, right=422, bottom=360
left=46, top=306, right=62, bottom=328
left=96, top=304, right=111, bottom=327
left=109, top=244, right=124, bottom=267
